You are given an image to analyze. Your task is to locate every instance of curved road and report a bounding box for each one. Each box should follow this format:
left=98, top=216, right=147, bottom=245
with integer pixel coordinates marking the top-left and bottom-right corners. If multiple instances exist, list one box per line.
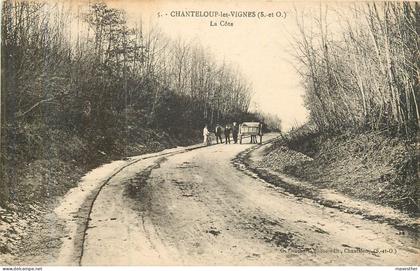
left=79, top=134, right=418, bottom=265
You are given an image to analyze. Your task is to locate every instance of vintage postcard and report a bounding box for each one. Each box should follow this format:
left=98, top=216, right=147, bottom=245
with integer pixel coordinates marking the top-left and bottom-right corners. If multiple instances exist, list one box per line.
left=0, top=0, right=418, bottom=268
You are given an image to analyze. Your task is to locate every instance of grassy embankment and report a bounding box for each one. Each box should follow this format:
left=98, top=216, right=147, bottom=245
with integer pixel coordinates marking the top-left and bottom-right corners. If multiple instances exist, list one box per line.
left=261, top=126, right=418, bottom=215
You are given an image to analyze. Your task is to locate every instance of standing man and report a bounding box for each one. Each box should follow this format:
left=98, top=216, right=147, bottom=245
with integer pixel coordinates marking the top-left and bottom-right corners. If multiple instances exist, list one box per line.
left=232, top=122, right=239, bottom=143
left=259, top=122, right=264, bottom=144
left=224, top=124, right=231, bottom=144
left=215, top=124, right=223, bottom=144
left=203, top=124, right=210, bottom=146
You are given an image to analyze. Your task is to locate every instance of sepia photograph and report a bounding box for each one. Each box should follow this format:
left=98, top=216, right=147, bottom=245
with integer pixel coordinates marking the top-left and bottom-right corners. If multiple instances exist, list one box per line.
left=0, top=0, right=419, bottom=268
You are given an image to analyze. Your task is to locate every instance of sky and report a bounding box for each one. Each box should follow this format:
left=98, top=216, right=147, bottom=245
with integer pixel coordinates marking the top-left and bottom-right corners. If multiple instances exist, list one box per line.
left=94, top=0, right=311, bottom=130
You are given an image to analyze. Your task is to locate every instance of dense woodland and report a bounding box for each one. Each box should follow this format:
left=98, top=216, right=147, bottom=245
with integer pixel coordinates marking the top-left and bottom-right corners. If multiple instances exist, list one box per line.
left=0, top=1, right=277, bottom=206
left=294, top=2, right=419, bottom=137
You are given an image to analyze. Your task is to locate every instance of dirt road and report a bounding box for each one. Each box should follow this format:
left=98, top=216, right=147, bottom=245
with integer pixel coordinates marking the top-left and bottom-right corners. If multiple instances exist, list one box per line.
left=66, top=133, right=416, bottom=266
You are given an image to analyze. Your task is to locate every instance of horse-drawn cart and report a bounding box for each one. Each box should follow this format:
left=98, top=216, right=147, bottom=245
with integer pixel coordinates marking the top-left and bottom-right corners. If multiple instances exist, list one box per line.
left=239, top=122, right=263, bottom=144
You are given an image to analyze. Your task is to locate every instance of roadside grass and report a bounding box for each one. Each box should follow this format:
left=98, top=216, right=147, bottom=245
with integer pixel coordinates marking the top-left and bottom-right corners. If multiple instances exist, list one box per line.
left=261, top=128, right=419, bottom=215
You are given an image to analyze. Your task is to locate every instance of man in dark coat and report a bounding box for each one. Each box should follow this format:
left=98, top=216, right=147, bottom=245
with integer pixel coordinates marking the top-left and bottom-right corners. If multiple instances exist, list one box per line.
left=224, top=124, right=231, bottom=144
left=215, top=124, right=223, bottom=144
left=232, top=122, right=239, bottom=143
